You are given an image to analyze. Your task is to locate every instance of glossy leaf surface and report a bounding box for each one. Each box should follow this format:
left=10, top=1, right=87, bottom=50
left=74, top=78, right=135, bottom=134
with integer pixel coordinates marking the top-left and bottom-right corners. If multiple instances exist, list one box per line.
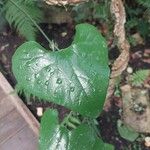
left=12, top=24, right=110, bottom=118
left=39, top=109, right=114, bottom=150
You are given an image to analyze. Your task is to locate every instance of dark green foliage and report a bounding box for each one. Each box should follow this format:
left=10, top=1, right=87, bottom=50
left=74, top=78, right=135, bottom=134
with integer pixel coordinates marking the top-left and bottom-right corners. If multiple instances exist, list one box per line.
left=136, top=0, right=150, bottom=24
left=0, top=0, right=6, bottom=31
left=137, top=0, right=150, bottom=8
left=3, top=0, right=43, bottom=40
left=72, top=2, right=93, bottom=22
left=73, top=0, right=150, bottom=31
left=72, top=0, right=111, bottom=23
left=125, top=0, right=150, bottom=44
left=72, top=0, right=112, bottom=40
left=39, top=109, right=114, bottom=150
left=0, top=0, right=3, bottom=10
left=72, top=0, right=150, bottom=45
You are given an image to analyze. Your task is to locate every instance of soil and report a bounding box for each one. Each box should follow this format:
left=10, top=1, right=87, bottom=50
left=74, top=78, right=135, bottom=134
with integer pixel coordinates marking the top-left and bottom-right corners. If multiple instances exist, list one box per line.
left=0, top=23, right=150, bottom=150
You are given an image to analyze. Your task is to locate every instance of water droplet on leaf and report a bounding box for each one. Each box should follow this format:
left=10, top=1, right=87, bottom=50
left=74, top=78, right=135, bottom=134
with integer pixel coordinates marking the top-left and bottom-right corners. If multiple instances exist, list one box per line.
left=25, top=53, right=30, bottom=57
left=70, top=87, right=75, bottom=92
left=56, top=78, right=62, bottom=84
left=27, top=78, right=31, bottom=81
left=50, top=72, right=54, bottom=75
left=37, top=80, right=41, bottom=84
left=45, top=81, right=49, bottom=85
left=27, top=63, right=31, bottom=67
left=35, top=73, right=39, bottom=78
left=47, top=68, right=51, bottom=72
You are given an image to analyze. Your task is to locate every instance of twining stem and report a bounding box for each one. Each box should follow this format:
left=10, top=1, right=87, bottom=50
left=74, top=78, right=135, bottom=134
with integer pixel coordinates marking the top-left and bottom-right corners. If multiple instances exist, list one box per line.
left=9, top=0, right=58, bottom=51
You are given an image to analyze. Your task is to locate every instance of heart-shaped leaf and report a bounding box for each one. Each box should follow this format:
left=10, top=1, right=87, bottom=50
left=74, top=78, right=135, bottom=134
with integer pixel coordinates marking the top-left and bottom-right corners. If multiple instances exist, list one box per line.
left=39, top=109, right=114, bottom=150
left=12, top=23, right=110, bottom=118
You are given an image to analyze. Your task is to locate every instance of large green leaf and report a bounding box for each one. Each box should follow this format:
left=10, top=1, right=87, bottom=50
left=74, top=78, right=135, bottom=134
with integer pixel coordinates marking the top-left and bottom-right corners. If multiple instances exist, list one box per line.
left=39, top=109, right=114, bottom=150
left=12, top=23, right=110, bottom=118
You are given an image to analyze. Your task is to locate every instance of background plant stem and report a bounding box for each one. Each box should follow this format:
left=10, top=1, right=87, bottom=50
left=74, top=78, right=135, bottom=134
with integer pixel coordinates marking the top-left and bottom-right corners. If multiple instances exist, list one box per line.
left=10, top=0, right=58, bottom=51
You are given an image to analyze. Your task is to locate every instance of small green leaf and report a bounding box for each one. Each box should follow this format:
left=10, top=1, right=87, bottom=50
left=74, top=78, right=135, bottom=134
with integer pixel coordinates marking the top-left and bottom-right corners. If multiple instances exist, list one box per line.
left=130, top=69, right=150, bottom=86
left=117, top=120, right=139, bottom=142
left=39, top=109, right=114, bottom=150
left=69, top=116, right=81, bottom=125
left=12, top=23, right=110, bottom=118
left=67, top=122, right=77, bottom=129
left=102, top=143, right=115, bottom=150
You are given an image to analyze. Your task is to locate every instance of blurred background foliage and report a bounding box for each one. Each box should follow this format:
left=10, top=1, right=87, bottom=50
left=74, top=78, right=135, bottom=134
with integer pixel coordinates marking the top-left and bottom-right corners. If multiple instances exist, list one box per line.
left=0, top=0, right=150, bottom=46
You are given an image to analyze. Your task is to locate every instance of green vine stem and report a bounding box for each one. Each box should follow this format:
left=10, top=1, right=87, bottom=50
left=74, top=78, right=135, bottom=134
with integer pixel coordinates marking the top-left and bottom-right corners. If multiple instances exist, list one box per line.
left=9, top=0, right=58, bottom=51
